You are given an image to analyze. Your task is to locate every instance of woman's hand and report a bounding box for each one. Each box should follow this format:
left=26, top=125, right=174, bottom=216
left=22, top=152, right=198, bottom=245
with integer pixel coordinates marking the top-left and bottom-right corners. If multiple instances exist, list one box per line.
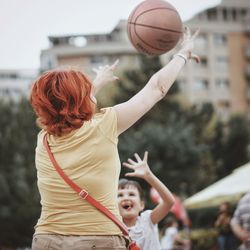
left=92, top=60, right=119, bottom=95
left=123, top=151, right=153, bottom=180
left=178, top=27, right=200, bottom=63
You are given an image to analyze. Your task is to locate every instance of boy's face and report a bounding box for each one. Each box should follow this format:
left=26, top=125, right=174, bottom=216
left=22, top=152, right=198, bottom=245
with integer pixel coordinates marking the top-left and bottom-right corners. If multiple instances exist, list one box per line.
left=118, top=185, right=144, bottom=220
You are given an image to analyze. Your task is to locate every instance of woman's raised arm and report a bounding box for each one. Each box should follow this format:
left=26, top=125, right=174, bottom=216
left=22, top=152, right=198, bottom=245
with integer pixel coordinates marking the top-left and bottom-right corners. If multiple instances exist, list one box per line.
left=114, top=27, right=200, bottom=135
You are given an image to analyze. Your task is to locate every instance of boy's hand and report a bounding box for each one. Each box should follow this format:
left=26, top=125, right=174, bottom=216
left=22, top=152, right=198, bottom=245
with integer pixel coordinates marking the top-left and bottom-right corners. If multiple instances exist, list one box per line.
left=123, top=151, right=152, bottom=180
left=123, top=151, right=175, bottom=225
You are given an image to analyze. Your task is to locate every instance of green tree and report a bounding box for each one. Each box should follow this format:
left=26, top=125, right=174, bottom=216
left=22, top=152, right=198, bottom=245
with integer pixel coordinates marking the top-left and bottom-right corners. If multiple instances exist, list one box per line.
left=114, top=56, right=217, bottom=198
left=209, top=115, right=250, bottom=179
left=0, top=97, right=40, bottom=248
left=223, top=115, right=250, bottom=175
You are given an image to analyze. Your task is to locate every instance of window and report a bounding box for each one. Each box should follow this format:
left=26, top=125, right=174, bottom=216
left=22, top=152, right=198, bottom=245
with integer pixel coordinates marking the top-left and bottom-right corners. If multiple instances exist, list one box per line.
left=13, top=88, right=22, bottom=94
left=195, top=34, right=207, bottom=49
left=90, top=56, right=103, bottom=68
left=207, top=8, right=217, bottom=20
left=219, top=100, right=230, bottom=107
left=232, top=9, right=237, bottom=21
left=69, top=36, right=87, bottom=47
left=194, top=79, right=209, bottom=90
left=240, top=9, right=247, bottom=18
left=107, top=34, right=113, bottom=41
left=0, top=88, right=10, bottom=95
left=215, top=79, right=229, bottom=89
left=215, top=56, right=228, bottom=70
left=0, top=73, right=17, bottom=79
left=214, top=34, right=227, bottom=46
left=52, top=38, right=60, bottom=46
left=223, top=8, right=228, bottom=21
left=199, top=57, right=208, bottom=67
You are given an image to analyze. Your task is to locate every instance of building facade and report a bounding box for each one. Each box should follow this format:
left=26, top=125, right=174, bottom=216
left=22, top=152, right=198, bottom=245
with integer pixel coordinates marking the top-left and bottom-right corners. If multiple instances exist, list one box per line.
left=40, top=0, right=250, bottom=119
left=181, top=0, right=250, bottom=119
left=0, top=69, right=38, bottom=100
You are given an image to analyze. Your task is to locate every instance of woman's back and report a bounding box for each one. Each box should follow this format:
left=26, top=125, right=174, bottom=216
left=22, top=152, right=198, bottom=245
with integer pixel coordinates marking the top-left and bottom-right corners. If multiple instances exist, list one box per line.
left=35, top=108, right=123, bottom=235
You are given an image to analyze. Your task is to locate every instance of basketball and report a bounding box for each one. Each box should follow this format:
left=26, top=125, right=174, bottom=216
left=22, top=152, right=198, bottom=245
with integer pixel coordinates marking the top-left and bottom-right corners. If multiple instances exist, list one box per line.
left=127, top=0, right=183, bottom=56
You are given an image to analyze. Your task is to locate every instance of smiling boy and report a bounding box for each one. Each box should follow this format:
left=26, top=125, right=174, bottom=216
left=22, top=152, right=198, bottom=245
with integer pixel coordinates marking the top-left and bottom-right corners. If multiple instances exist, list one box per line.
left=118, top=151, right=175, bottom=250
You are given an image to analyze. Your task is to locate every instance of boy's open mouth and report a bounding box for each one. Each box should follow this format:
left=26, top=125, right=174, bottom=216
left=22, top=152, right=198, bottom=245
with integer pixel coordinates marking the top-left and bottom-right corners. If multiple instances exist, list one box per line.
left=122, top=202, right=133, bottom=210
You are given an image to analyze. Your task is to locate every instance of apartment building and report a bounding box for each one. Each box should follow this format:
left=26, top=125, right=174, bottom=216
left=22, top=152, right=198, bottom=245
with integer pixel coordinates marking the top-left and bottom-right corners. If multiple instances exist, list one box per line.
left=40, top=0, right=250, bottom=119
left=40, top=20, right=138, bottom=74
left=0, top=69, right=38, bottom=100
left=180, top=0, right=250, bottom=119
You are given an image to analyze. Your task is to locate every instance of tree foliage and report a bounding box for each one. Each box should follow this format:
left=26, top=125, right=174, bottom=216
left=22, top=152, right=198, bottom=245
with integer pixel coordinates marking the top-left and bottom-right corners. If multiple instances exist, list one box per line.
left=0, top=97, right=40, bottom=248
left=212, top=115, right=250, bottom=178
left=111, top=55, right=250, bottom=198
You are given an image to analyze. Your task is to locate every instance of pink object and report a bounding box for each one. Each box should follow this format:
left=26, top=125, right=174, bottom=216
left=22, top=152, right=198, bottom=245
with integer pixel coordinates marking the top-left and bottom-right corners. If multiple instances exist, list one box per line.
left=150, top=188, right=190, bottom=227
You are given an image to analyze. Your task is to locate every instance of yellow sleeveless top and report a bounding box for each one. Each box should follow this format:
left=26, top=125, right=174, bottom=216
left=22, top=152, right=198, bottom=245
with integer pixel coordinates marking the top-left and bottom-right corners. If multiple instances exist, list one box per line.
left=34, top=107, right=122, bottom=235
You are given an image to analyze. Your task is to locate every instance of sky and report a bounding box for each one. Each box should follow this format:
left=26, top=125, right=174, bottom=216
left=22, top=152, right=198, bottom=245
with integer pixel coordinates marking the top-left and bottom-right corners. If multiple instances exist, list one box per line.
left=0, top=0, right=221, bottom=70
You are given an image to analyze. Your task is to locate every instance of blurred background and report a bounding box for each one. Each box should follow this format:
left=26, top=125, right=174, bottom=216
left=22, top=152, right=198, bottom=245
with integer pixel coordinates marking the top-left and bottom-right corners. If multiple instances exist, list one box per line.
left=0, top=0, right=249, bottom=249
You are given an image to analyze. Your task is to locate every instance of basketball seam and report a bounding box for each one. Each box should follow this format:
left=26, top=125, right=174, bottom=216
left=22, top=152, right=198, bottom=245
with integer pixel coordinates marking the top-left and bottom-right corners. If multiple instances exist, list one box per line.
left=127, top=20, right=133, bottom=43
left=128, top=1, right=146, bottom=22
left=128, top=22, right=182, bottom=33
left=130, top=7, right=182, bottom=33
left=127, top=1, right=145, bottom=44
left=134, top=7, right=180, bottom=24
left=134, top=28, right=166, bottom=52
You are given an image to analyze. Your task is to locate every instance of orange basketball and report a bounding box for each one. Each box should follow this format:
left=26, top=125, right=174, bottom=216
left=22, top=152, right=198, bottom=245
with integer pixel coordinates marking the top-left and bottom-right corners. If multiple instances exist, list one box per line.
left=127, top=0, right=183, bottom=56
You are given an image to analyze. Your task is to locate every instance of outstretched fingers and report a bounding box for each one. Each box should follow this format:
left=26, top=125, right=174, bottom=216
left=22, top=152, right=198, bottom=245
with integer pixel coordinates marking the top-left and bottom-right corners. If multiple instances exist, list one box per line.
left=110, top=59, right=119, bottom=70
left=123, top=162, right=135, bottom=170
left=127, top=158, right=137, bottom=165
left=181, top=27, right=188, bottom=43
left=191, top=28, right=200, bottom=40
left=183, top=26, right=199, bottom=41
left=134, top=153, right=142, bottom=162
left=143, top=151, right=148, bottom=162
left=123, top=161, right=137, bottom=177
left=182, top=26, right=200, bottom=63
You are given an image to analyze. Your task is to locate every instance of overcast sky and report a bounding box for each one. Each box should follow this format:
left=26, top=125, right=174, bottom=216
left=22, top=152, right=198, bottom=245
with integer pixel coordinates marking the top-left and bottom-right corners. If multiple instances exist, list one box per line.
left=0, top=0, right=221, bottom=70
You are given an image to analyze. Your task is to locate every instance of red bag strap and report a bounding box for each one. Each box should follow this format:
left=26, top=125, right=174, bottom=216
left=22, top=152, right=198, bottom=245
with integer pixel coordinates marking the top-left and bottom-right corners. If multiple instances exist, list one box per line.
left=43, top=133, right=129, bottom=236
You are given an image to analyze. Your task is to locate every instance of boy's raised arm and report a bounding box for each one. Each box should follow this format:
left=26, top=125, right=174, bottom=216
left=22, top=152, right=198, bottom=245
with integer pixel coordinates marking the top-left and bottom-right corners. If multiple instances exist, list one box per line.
left=123, top=151, right=175, bottom=224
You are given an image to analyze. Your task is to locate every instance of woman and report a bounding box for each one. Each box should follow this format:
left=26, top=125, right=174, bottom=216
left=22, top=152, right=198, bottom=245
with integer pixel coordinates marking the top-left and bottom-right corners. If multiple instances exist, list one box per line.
left=30, top=27, right=199, bottom=250
left=215, top=202, right=238, bottom=250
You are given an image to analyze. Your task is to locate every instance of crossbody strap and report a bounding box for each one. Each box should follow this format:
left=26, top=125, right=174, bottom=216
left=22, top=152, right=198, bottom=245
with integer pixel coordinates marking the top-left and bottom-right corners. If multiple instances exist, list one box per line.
left=43, top=133, right=128, bottom=236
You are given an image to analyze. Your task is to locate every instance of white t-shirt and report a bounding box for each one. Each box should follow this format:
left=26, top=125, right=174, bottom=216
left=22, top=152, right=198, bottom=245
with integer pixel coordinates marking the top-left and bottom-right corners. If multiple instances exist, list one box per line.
left=161, top=227, right=178, bottom=250
left=128, top=210, right=161, bottom=250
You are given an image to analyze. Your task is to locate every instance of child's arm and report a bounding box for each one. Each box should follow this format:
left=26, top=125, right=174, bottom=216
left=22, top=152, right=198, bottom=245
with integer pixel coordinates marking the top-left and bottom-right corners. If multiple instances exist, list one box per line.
left=123, top=151, right=175, bottom=225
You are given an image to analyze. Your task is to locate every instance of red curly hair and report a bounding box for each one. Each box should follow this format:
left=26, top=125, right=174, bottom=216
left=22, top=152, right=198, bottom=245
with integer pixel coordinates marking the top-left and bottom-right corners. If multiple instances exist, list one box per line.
left=30, top=69, right=95, bottom=136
